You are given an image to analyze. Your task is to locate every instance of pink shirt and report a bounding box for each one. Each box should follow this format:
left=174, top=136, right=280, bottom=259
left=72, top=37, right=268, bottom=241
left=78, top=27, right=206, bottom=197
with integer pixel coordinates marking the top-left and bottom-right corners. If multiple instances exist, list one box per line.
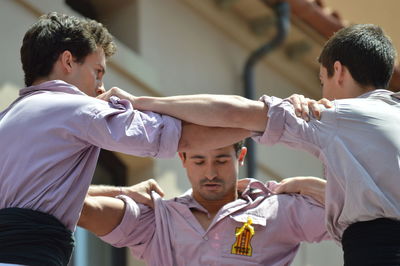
left=0, top=80, right=181, bottom=230
left=254, top=90, right=400, bottom=242
left=101, top=179, right=329, bottom=266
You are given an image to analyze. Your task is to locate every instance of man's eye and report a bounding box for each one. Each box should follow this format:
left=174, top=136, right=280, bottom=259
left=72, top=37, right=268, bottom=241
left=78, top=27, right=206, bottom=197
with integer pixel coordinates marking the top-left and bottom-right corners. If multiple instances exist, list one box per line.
left=216, top=160, right=227, bottom=164
left=194, top=161, right=204, bottom=165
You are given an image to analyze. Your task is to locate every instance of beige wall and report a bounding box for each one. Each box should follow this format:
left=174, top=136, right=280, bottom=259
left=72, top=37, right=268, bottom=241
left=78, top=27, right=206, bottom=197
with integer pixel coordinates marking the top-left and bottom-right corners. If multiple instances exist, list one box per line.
left=0, top=0, right=342, bottom=265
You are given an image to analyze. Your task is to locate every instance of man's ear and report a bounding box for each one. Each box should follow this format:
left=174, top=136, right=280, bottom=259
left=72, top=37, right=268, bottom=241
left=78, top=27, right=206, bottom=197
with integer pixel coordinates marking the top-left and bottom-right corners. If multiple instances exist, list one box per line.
left=59, top=50, right=74, bottom=73
left=238, top=147, right=247, bottom=166
left=333, top=61, right=345, bottom=86
left=178, top=152, right=187, bottom=167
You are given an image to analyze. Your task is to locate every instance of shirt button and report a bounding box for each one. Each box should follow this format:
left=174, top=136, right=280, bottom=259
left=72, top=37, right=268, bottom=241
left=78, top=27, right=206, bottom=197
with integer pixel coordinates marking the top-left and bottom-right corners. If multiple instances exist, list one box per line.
left=203, top=236, right=209, bottom=241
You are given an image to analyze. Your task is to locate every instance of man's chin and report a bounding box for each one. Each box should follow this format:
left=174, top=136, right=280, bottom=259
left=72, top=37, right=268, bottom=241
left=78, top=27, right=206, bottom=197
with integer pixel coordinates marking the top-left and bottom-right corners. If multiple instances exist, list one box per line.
left=199, top=191, right=226, bottom=201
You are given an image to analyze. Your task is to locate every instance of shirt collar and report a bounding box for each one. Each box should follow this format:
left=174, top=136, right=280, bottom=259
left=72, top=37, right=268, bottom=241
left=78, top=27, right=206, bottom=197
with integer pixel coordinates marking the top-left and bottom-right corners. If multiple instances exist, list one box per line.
left=175, top=189, right=208, bottom=212
left=241, top=178, right=273, bottom=199
left=174, top=178, right=273, bottom=210
left=19, top=80, right=85, bottom=97
left=357, top=89, right=394, bottom=99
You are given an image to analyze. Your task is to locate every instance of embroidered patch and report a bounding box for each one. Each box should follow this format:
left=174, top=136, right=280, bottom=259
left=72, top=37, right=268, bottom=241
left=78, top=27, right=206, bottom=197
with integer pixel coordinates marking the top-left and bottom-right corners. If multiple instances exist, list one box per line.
left=231, top=227, right=253, bottom=256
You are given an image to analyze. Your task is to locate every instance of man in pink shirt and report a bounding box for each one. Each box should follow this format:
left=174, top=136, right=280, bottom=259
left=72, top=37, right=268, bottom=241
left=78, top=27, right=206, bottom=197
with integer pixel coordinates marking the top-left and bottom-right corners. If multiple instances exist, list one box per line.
left=0, top=12, right=250, bottom=266
left=79, top=141, right=329, bottom=266
left=102, top=24, right=400, bottom=265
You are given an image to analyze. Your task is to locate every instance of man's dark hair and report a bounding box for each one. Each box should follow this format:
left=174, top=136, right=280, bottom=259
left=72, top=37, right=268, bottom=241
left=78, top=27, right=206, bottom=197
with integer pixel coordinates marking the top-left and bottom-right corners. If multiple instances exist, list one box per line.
left=20, top=12, right=116, bottom=86
left=318, top=24, right=396, bottom=90
left=233, top=140, right=245, bottom=156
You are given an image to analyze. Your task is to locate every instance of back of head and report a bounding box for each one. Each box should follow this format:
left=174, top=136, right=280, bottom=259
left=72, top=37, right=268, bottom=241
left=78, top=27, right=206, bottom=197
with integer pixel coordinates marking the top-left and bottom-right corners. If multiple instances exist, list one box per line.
left=318, top=24, right=396, bottom=90
left=20, top=12, right=116, bottom=87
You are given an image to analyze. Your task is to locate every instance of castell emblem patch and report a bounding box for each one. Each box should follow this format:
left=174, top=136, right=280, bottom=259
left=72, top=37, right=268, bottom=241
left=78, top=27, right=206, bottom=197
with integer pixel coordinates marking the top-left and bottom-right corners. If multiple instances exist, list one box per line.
left=231, top=217, right=255, bottom=256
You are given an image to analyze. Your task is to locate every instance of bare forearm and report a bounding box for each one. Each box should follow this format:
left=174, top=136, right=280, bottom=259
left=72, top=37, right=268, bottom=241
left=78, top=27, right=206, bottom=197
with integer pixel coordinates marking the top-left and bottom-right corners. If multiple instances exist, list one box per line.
left=88, top=184, right=123, bottom=197
left=299, top=177, right=326, bottom=206
left=78, top=196, right=125, bottom=236
left=273, top=176, right=326, bottom=206
left=88, top=180, right=164, bottom=208
left=134, top=95, right=268, bottom=132
left=178, top=123, right=251, bottom=152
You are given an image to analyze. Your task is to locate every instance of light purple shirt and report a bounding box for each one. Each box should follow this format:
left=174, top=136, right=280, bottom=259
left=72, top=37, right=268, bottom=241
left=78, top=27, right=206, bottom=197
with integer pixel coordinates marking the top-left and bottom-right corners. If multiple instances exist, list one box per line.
left=253, top=90, right=400, bottom=242
left=101, top=179, right=328, bottom=266
left=0, top=80, right=181, bottom=230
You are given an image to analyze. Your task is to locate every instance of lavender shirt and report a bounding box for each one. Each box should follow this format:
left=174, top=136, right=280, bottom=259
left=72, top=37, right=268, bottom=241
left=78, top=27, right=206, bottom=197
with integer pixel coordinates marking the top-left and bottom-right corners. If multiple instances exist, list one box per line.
left=0, top=80, right=181, bottom=230
left=253, top=90, right=400, bottom=242
left=101, top=179, right=328, bottom=266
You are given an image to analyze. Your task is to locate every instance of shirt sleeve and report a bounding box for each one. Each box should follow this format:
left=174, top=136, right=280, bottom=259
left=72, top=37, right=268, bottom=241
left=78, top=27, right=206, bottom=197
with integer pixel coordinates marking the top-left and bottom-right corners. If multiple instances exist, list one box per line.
left=100, top=195, right=155, bottom=258
left=278, top=194, right=330, bottom=243
left=251, top=95, right=336, bottom=159
left=85, top=97, right=181, bottom=158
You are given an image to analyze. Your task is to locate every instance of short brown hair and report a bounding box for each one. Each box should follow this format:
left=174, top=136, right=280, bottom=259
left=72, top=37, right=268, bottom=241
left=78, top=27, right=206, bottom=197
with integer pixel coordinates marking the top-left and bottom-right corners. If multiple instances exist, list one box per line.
left=20, top=12, right=116, bottom=86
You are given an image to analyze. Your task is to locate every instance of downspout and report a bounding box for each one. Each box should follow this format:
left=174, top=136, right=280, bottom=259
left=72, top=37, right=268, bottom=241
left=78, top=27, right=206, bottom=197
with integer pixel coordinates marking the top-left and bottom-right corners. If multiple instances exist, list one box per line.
left=243, top=1, right=290, bottom=178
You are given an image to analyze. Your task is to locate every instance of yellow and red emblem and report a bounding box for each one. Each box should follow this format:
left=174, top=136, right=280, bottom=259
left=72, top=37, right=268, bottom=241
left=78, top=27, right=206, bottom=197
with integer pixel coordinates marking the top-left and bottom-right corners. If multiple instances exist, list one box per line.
left=231, top=217, right=255, bottom=256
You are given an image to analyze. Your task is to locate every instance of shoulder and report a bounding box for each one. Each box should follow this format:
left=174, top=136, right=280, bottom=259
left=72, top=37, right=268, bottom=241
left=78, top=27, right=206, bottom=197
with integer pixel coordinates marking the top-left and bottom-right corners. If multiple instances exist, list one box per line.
left=258, top=193, right=323, bottom=216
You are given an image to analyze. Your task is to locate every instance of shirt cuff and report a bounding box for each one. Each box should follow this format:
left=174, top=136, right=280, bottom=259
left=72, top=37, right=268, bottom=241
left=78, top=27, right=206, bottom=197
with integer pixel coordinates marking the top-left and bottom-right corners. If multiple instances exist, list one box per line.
left=252, top=95, right=286, bottom=145
left=156, top=115, right=181, bottom=158
left=100, top=195, right=140, bottom=246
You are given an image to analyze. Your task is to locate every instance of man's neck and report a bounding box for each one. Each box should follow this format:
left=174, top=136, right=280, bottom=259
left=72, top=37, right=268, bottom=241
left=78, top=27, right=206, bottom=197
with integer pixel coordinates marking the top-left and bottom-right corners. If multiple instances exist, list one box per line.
left=191, top=193, right=237, bottom=231
left=31, top=76, right=59, bottom=87
left=193, top=192, right=237, bottom=216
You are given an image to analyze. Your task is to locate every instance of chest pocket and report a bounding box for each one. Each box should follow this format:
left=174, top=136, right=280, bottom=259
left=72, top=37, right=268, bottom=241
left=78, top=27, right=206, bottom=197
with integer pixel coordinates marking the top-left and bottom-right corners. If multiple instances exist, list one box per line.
left=221, top=212, right=267, bottom=262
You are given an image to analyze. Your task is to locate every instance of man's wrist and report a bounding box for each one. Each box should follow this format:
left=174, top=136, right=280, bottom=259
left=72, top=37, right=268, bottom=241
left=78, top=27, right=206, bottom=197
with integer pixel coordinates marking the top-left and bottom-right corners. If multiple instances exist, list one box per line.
left=132, top=96, right=147, bottom=110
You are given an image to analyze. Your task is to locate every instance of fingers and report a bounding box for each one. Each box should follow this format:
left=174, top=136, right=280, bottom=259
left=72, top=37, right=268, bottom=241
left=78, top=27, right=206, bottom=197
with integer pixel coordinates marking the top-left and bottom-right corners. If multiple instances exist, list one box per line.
left=148, top=179, right=165, bottom=198
left=288, top=94, right=305, bottom=117
left=317, top=98, right=333, bottom=108
left=308, top=99, right=320, bottom=120
left=308, top=98, right=333, bottom=120
left=288, top=94, right=334, bottom=121
left=288, top=94, right=310, bottom=121
left=301, top=99, right=310, bottom=121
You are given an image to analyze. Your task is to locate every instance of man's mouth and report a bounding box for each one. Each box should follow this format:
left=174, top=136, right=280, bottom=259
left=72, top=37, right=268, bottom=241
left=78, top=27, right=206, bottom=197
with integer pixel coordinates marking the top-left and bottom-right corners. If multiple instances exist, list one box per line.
left=203, top=183, right=222, bottom=190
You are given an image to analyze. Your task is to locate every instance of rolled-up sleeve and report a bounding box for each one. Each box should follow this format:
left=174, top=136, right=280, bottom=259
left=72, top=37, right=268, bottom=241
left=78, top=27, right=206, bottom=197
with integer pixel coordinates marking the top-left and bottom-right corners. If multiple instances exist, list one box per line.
left=100, top=195, right=155, bottom=255
left=252, top=95, right=287, bottom=145
left=278, top=194, right=330, bottom=243
left=85, top=97, right=181, bottom=158
left=252, top=95, right=336, bottom=159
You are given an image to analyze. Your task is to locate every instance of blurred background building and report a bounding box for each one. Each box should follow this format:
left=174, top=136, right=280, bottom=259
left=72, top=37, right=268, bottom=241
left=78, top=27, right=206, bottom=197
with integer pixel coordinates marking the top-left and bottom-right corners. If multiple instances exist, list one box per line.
left=2, top=0, right=399, bottom=265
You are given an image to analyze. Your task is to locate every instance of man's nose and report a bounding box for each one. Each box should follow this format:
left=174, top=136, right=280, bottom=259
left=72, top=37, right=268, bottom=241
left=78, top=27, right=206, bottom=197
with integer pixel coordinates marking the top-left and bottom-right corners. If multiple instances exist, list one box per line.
left=205, top=165, right=217, bottom=180
left=96, top=83, right=106, bottom=96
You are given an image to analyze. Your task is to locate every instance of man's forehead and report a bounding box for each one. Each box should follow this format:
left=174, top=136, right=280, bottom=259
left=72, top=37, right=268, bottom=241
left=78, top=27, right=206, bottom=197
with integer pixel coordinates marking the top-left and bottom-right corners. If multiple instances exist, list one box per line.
left=187, top=146, right=235, bottom=158
left=87, top=47, right=106, bottom=63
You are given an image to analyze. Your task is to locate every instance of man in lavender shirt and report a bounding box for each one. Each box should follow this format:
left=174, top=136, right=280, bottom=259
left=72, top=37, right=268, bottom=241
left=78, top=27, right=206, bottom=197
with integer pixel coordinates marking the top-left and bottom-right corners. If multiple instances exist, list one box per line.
left=0, top=12, right=250, bottom=266
left=79, top=141, right=329, bottom=266
left=104, top=24, right=400, bottom=265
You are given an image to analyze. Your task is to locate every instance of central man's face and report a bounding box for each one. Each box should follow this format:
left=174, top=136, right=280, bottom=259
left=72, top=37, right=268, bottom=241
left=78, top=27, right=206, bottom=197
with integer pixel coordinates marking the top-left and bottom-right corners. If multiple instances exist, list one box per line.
left=180, top=145, right=245, bottom=202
